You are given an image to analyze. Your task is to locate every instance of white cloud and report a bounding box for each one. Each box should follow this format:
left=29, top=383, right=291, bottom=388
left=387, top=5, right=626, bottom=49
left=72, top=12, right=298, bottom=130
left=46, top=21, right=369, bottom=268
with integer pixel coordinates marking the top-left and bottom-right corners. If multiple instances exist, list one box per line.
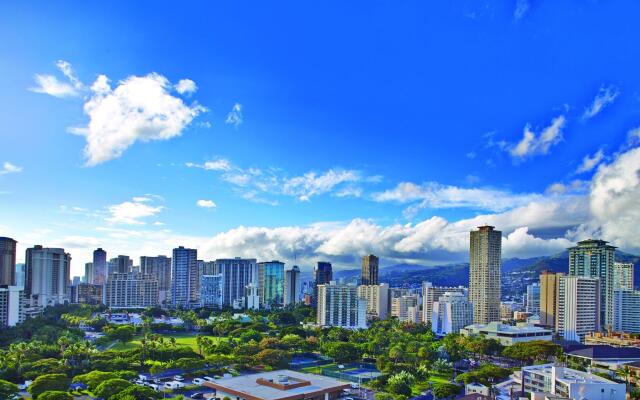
left=225, top=103, right=243, bottom=127
left=186, top=158, right=232, bottom=171
left=510, top=115, right=566, bottom=159
left=196, top=199, right=217, bottom=208
left=106, top=196, right=164, bottom=225
left=626, top=127, right=640, bottom=147
left=373, top=181, right=541, bottom=216
left=283, top=169, right=362, bottom=201
left=576, top=149, right=604, bottom=174
left=582, top=85, right=620, bottom=119
left=175, top=79, right=198, bottom=95
left=29, top=60, right=83, bottom=98
left=545, top=180, right=589, bottom=195
left=513, top=0, right=530, bottom=20
left=70, top=73, right=205, bottom=165
left=0, top=162, right=22, bottom=175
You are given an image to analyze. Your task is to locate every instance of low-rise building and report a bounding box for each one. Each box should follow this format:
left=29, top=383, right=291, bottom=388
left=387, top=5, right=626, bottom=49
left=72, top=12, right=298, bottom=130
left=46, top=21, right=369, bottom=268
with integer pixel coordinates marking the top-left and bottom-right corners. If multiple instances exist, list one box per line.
left=585, top=331, right=640, bottom=347
left=521, top=364, right=625, bottom=400
left=567, top=345, right=640, bottom=370
left=202, top=370, right=350, bottom=400
left=460, top=321, right=553, bottom=346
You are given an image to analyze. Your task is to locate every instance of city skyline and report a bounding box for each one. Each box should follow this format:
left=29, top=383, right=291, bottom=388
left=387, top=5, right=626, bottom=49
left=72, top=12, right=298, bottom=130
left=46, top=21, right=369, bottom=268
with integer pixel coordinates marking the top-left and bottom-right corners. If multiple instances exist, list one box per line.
left=2, top=2, right=640, bottom=276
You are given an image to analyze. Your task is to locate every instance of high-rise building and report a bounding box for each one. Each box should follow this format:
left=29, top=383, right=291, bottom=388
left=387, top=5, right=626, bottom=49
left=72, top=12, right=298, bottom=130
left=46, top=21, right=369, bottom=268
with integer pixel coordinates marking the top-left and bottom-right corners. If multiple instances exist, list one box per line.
left=84, top=262, right=93, bottom=284
left=0, top=237, right=17, bottom=286
left=25, top=245, right=71, bottom=310
left=200, top=274, right=223, bottom=309
left=432, top=292, right=473, bottom=336
left=391, top=294, right=420, bottom=322
left=422, top=281, right=467, bottom=324
left=314, top=261, right=333, bottom=307
left=284, top=265, right=301, bottom=306
left=109, top=255, right=133, bottom=275
left=105, top=272, right=159, bottom=308
left=613, top=289, right=640, bottom=333
left=71, top=283, right=103, bottom=305
left=613, top=262, right=634, bottom=290
left=258, top=261, right=285, bottom=308
left=526, top=283, right=541, bottom=315
left=568, top=239, right=615, bottom=329
left=140, top=255, right=172, bottom=304
left=540, top=271, right=563, bottom=328
left=361, top=254, right=379, bottom=286
left=215, top=258, right=257, bottom=307
left=245, top=282, right=260, bottom=310
left=317, top=282, right=367, bottom=329
left=92, top=248, right=107, bottom=285
left=357, top=283, right=389, bottom=320
left=15, top=263, right=25, bottom=287
left=171, top=246, right=198, bottom=308
left=199, top=260, right=216, bottom=275
left=0, top=285, right=24, bottom=327
left=469, top=225, right=502, bottom=324
left=556, top=276, right=600, bottom=342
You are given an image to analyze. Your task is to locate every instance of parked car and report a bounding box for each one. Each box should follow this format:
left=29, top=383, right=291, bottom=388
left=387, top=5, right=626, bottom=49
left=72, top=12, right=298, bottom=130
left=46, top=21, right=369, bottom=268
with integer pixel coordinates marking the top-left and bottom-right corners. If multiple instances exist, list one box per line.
left=203, top=376, right=215, bottom=382
left=174, top=375, right=185, bottom=381
left=350, top=383, right=359, bottom=389
left=192, top=378, right=206, bottom=385
left=190, top=393, right=205, bottom=399
left=164, top=381, right=186, bottom=390
left=148, top=383, right=160, bottom=391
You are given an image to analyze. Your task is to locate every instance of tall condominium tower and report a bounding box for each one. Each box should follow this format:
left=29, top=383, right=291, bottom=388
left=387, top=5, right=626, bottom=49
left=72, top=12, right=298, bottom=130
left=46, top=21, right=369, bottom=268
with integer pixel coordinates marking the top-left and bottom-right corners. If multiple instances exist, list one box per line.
left=84, top=262, right=93, bottom=284
left=314, top=261, right=333, bottom=307
left=140, top=255, right=172, bottom=291
left=317, top=282, right=367, bottom=329
left=258, top=260, right=285, bottom=308
left=613, top=262, right=634, bottom=290
left=0, top=237, right=17, bottom=286
left=361, top=254, right=379, bottom=285
left=422, top=281, right=467, bottom=324
left=556, top=275, right=600, bottom=342
left=539, top=271, right=563, bottom=328
left=25, top=245, right=71, bottom=309
left=108, top=255, right=133, bottom=275
left=215, top=257, right=257, bottom=307
left=469, top=225, right=502, bottom=324
left=105, top=272, right=159, bottom=308
left=526, top=283, right=541, bottom=315
left=92, top=248, right=107, bottom=285
left=171, top=246, right=198, bottom=308
left=284, top=265, right=301, bottom=306
left=568, top=239, right=615, bottom=329
left=357, top=283, right=390, bottom=320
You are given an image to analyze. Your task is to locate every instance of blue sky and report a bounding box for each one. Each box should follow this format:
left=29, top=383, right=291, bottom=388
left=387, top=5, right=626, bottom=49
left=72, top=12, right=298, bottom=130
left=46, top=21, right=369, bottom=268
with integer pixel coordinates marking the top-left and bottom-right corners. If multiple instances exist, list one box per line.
left=1, top=1, right=640, bottom=276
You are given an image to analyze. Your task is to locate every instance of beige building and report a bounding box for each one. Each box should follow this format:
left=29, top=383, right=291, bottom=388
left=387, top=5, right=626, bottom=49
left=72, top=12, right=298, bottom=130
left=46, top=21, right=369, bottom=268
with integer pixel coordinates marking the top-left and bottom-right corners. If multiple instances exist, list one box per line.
left=540, top=271, right=563, bottom=328
left=391, top=294, right=419, bottom=322
left=469, top=225, right=501, bottom=324
left=613, top=262, right=634, bottom=290
left=422, top=281, right=467, bottom=324
left=357, top=283, right=389, bottom=320
left=105, top=272, right=159, bottom=308
left=317, top=282, right=367, bottom=329
left=556, top=275, right=600, bottom=342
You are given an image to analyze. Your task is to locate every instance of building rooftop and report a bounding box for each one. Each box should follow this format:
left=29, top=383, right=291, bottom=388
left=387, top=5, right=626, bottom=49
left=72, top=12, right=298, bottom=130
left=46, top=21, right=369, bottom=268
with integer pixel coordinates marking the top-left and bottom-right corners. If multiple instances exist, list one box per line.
left=465, top=321, right=552, bottom=335
left=568, top=345, right=640, bottom=360
left=203, top=370, right=350, bottom=400
left=523, top=364, right=615, bottom=385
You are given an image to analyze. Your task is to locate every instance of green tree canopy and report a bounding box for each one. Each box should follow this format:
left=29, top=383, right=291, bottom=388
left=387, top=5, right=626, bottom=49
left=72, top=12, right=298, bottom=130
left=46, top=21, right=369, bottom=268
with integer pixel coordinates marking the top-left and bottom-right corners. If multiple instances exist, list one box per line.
left=28, top=374, right=71, bottom=399
left=432, top=382, right=461, bottom=399
left=72, top=370, right=119, bottom=390
left=109, top=385, right=164, bottom=400
left=0, top=379, right=20, bottom=399
left=94, top=378, right=133, bottom=399
left=455, top=364, right=511, bottom=386
left=37, top=391, right=74, bottom=400
left=321, top=341, right=362, bottom=363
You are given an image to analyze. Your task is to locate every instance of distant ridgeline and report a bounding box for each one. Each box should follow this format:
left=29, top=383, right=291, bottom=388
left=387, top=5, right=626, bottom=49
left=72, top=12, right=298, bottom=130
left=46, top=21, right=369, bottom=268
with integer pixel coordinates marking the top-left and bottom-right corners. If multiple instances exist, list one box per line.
left=332, top=251, right=640, bottom=288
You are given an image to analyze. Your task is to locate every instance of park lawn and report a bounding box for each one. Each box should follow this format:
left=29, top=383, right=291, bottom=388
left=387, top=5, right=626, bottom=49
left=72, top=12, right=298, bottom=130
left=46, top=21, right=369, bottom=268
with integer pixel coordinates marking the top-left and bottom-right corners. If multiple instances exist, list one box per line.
left=109, top=333, right=227, bottom=352
left=411, top=372, right=454, bottom=395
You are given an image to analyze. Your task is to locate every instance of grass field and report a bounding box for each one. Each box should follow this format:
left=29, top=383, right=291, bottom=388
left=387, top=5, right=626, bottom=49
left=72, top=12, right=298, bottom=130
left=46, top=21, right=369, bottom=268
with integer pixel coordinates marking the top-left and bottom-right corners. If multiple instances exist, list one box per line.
left=109, top=333, right=227, bottom=351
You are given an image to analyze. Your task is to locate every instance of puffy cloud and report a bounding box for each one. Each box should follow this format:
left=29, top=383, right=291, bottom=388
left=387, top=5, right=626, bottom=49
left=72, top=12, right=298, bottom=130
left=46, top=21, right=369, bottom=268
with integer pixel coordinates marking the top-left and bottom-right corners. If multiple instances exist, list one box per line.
left=373, top=181, right=541, bottom=217
left=29, top=60, right=83, bottom=98
left=175, top=79, right=197, bottom=95
left=106, top=196, right=164, bottom=225
left=576, top=149, right=604, bottom=174
left=283, top=169, right=362, bottom=201
left=585, top=146, right=640, bottom=251
left=582, top=85, right=620, bottom=119
left=510, top=115, right=566, bottom=159
left=0, top=162, right=22, bottom=175
left=71, top=73, right=205, bottom=166
left=225, top=103, right=243, bottom=127
left=502, top=227, right=573, bottom=258
left=545, top=180, right=589, bottom=195
left=196, top=199, right=217, bottom=208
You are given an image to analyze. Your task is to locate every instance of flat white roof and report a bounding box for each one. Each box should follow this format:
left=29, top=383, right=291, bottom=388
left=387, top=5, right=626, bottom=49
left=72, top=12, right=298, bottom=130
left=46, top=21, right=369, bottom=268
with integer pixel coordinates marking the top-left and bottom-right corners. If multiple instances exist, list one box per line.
left=205, top=370, right=349, bottom=400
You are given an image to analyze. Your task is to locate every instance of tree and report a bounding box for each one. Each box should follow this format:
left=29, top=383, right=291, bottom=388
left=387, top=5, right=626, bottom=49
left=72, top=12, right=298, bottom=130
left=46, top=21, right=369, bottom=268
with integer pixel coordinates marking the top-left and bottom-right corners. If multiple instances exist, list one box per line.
left=455, top=364, right=511, bottom=386
left=72, top=371, right=119, bottom=390
left=94, top=379, right=133, bottom=400
left=37, top=391, right=74, bottom=400
left=255, top=349, right=290, bottom=368
left=432, top=382, right=461, bottom=399
left=386, top=371, right=415, bottom=396
left=0, top=379, right=19, bottom=399
left=321, top=341, right=362, bottom=363
left=28, top=374, right=71, bottom=399
left=374, top=393, right=395, bottom=400
left=109, top=385, right=163, bottom=400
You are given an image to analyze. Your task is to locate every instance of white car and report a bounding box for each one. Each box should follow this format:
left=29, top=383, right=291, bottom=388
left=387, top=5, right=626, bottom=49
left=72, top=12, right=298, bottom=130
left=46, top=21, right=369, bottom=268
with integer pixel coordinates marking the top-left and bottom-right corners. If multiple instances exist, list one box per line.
left=164, top=381, right=186, bottom=390
left=203, top=376, right=215, bottom=382
left=174, top=375, right=185, bottom=381
left=192, top=378, right=206, bottom=385
left=148, top=383, right=160, bottom=391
